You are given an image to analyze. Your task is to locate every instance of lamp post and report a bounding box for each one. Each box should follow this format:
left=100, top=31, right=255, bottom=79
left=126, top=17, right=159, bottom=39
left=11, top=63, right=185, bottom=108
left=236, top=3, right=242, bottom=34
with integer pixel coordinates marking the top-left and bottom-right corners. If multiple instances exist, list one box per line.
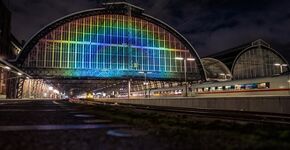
left=175, top=57, right=195, bottom=97
left=138, top=71, right=152, bottom=98
left=274, top=63, right=288, bottom=74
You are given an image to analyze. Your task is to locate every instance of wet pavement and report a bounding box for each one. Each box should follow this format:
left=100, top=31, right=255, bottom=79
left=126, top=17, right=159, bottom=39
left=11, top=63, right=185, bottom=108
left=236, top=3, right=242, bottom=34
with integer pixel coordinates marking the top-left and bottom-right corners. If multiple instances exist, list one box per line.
left=0, top=100, right=165, bottom=150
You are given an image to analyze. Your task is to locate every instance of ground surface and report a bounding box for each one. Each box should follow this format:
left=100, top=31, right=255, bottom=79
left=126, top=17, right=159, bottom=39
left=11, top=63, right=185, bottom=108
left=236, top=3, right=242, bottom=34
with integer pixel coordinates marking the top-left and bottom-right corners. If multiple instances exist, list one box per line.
left=0, top=100, right=167, bottom=150
left=0, top=99, right=290, bottom=150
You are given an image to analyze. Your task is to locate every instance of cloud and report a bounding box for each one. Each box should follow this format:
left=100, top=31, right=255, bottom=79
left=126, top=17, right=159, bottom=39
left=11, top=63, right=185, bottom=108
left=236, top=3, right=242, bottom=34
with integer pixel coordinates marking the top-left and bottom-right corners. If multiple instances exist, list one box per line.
left=3, top=0, right=290, bottom=62
left=4, top=0, right=99, bottom=41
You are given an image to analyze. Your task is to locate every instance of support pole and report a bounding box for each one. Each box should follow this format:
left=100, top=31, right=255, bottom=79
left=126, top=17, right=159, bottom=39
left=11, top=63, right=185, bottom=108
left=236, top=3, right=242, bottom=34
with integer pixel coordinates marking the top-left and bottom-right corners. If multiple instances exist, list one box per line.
left=128, top=79, right=131, bottom=99
left=184, top=58, right=188, bottom=97
left=14, top=78, right=17, bottom=98
left=28, top=79, right=31, bottom=99
left=144, top=73, right=147, bottom=98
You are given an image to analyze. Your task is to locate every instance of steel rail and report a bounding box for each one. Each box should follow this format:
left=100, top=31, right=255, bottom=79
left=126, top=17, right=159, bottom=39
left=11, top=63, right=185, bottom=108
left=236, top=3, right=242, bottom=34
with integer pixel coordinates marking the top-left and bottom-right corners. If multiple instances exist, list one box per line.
left=82, top=100, right=290, bottom=126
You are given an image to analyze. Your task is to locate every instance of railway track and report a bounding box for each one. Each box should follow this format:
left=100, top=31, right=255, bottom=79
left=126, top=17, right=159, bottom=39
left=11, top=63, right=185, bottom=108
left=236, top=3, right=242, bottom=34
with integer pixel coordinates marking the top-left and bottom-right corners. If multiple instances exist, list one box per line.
left=77, top=100, right=290, bottom=126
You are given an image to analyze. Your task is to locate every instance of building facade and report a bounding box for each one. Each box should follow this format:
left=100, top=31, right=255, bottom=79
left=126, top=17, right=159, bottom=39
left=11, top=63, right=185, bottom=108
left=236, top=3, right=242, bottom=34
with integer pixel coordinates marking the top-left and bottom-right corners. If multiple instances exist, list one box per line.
left=0, top=0, right=11, bottom=97
left=207, top=39, right=289, bottom=80
left=17, top=2, right=206, bottom=81
left=0, top=1, right=23, bottom=98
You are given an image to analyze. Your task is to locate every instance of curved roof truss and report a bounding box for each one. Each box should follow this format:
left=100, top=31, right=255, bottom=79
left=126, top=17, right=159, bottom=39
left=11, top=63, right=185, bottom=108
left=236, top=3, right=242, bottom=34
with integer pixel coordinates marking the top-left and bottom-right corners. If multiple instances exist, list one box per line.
left=16, top=2, right=206, bottom=81
left=202, top=57, right=232, bottom=81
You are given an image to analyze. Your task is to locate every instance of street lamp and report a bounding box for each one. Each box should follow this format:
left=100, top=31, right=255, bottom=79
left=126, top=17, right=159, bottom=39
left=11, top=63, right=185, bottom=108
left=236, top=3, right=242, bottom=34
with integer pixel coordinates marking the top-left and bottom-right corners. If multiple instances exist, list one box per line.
left=175, top=57, right=195, bottom=97
left=138, top=71, right=152, bottom=98
left=274, top=63, right=288, bottom=74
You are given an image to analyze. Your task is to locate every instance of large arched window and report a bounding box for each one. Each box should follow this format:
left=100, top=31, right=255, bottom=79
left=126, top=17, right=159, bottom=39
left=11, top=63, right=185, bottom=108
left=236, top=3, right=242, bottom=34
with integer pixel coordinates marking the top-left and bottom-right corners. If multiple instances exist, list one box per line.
left=18, top=4, right=205, bottom=81
left=202, top=58, right=232, bottom=81
left=233, top=46, right=288, bottom=79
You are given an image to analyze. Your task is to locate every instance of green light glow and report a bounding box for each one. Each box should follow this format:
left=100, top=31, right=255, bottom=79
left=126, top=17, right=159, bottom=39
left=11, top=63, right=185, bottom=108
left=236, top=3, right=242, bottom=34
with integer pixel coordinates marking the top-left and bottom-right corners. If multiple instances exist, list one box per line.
left=24, top=14, right=200, bottom=79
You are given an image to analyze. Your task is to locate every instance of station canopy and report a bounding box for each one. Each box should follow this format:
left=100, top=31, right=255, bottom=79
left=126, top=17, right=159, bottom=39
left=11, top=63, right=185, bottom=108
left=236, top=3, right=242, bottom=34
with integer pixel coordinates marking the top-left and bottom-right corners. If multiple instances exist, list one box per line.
left=16, top=2, right=206, bottom=82
left=207, top=39, right=289, bottom=80
left=201, top=58, right=232, bottom=81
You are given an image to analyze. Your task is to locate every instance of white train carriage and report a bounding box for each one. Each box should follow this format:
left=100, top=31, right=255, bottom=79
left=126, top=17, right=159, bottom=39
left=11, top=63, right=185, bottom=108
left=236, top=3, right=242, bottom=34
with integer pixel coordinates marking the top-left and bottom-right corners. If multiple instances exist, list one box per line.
left=192, top=74, right=290, bottom=97
left=131, top=86, right=187, bottom=97
left=150, top=86, right=187, bottom=97
left=131, top=74, right=290, bottom=98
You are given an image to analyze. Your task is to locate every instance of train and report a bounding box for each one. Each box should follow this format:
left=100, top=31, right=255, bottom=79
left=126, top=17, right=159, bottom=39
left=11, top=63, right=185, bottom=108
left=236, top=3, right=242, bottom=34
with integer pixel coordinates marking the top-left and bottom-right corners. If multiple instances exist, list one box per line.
left=193, top=74, right=290, bottom=97
left=131, top=74, right=290, bottom=97
left=86, top=91, right=94, bottom=99
left=131, top=86, right=186, bottom=97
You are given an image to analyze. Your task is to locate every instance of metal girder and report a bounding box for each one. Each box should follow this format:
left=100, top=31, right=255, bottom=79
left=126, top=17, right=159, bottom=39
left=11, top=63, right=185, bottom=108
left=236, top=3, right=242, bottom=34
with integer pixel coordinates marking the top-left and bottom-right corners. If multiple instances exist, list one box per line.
left=35, top=80, right=43, bottom=98
left=6, top=72, right=19, bottom=99
left=21, top=68, right=194, bottom=82
left=31, top=80, right=37, bottom=98
left=16, top=78, right=24, bottom=99
left=16, top=3, right=207, bottom=82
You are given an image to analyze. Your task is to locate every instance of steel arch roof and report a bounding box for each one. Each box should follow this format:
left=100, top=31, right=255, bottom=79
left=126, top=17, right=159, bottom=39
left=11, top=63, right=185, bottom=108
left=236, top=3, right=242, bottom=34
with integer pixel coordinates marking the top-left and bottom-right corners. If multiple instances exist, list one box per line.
left=231, top=40, right=290, bottom=73
left=16, top=2, right=206, bottom=81
left=201, top=57, right=232, bottom=80
left=207, top=39, right=289, bottom=73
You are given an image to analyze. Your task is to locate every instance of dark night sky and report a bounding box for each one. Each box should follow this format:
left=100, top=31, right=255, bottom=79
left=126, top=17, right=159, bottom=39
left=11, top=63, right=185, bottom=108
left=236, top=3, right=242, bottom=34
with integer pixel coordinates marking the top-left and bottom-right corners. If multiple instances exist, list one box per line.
left=3, top=0, right=290, bottom=61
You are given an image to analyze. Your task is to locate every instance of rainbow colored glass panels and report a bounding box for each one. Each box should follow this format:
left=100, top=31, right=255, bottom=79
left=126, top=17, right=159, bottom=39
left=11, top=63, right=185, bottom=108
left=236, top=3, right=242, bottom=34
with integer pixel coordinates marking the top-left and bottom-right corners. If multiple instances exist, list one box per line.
left=24, top=14, right=201, bottom=80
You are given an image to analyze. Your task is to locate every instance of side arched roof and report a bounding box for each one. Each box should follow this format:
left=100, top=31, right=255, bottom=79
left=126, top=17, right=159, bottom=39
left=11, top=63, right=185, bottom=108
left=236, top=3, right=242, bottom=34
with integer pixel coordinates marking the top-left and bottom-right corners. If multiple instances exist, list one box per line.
left=231, top=41, right=289, bottom=79
left=207, top=39, right=289, bottom=78
left=231, top=41, right=289, bottom=72
left=201, top=57, right=232, bottom=81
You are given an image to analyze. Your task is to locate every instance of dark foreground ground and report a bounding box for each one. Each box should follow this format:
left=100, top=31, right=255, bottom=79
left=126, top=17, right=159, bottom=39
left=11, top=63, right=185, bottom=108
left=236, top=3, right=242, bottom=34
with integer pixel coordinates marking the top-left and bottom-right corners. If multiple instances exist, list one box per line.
left=0, top=99, right=290, bottom=150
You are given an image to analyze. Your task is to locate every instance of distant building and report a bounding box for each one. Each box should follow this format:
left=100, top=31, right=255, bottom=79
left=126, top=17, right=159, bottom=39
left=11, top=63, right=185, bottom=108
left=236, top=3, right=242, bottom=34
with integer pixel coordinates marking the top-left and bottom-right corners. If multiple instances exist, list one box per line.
left=0, top=0, right=14, bottom=59
left=0, top=0, right=23, bottom=98
left=207, top=39, right=289, bottom=80
left=0, top=0, right=11, bottom=97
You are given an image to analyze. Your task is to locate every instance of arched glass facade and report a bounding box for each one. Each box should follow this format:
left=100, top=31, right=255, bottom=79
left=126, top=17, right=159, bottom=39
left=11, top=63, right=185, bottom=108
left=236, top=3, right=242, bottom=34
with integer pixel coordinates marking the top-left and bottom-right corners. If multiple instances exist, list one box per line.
left=22, top=13, right=203, bottom=80
left=233, top=47, right=289, bottom=80
left=201, top=58, right=232, bottom=81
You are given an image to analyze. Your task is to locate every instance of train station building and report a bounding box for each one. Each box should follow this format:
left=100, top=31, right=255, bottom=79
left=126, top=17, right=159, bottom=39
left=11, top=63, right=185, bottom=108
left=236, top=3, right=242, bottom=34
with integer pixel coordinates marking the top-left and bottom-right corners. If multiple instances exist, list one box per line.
left=204, top=39, right=289, bottom=80
left=13, top=2, right=207, bottom=98
left=0, top=0, right=26, bottom=98
left=0, top=2, right=289, bottom=98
